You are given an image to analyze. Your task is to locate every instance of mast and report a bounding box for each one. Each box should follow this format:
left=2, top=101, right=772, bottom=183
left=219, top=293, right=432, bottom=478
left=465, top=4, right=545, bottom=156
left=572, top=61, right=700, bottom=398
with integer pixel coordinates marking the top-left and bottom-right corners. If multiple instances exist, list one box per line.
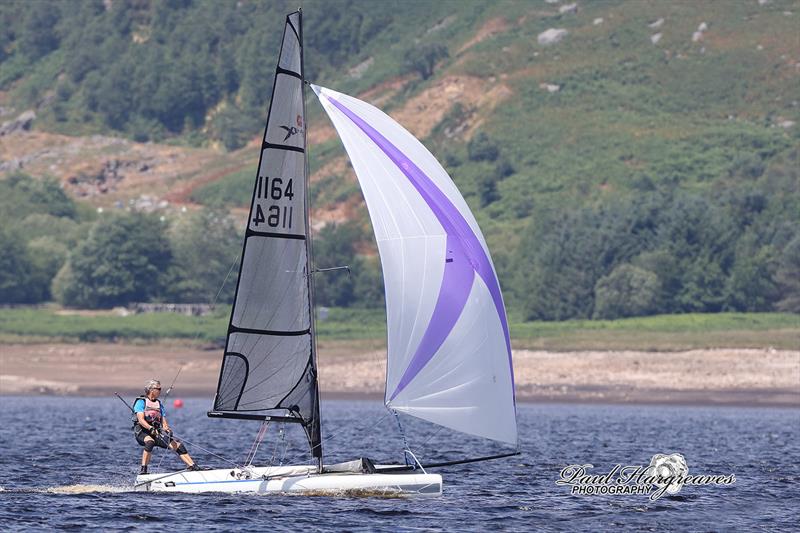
left=298, top=8, right=324, bottom=473
left=209, top=10, right=323, bottom=466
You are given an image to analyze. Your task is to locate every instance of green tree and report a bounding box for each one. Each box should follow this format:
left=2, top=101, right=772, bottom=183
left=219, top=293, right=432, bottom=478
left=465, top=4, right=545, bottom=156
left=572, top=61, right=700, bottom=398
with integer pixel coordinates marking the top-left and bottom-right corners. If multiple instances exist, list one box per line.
left=724, top=232, right=779, bottom=312
left=17, top=213, right=82, bottom=245
left=208, top=103, right=260, bottom=151
left=19, top=0, right=61, bottom=61
left=27, top=236, right=69, bottom=302
left=518, top=212, right=602, bottom=320
left=55, top=213, right=172, bottom=308
left=307, top=6, right=391, bottom=69
left=656, top=194, right=737, bottom=312
left=631, top=249, right=680, bottom=313
left=517, top=196, right=660, bottom=320
left=236, top=25, right=277, bottom=113
left=405, top=42, right=448, bottom=80
left=775, top=234, right=800, bottom=313
left=0, top=228, right=37, bottom=303
left=468, top=132, right=499, bottom=162
left=165, top=209, right=242, bottom=303
left=313, top=222, right=364, bottom=307
left=0, top=173, right=77, bottom=221
left=593, top=264, right=661, bottom=319
left=676, top=254, right=728, bottom=312
left=352, top=256, right=384, bottom=308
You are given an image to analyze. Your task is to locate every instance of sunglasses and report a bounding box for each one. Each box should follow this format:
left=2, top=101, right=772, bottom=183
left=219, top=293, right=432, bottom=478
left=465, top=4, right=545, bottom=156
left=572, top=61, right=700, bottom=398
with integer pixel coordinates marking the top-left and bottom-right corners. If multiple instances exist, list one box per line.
left=152, top=387, right=162, bottom=391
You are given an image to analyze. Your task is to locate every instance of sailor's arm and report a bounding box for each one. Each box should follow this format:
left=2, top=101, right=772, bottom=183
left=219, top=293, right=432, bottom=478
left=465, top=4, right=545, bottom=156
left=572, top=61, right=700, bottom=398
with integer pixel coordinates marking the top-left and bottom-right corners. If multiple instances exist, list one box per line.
left=136, top=411, right=154, bottom=430
left=161, top=415, right=170, bottom=432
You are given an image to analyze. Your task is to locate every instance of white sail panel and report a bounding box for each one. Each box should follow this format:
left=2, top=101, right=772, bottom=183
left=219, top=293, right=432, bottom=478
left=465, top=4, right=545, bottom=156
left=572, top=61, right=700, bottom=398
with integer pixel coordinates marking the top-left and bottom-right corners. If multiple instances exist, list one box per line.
left=374, top=236, right=447, bottom=396
left=390, top=274, right=517, bottom=444
left=313, top=85, right=517, bottom=445
left=311, top=97, right=445, bottom=393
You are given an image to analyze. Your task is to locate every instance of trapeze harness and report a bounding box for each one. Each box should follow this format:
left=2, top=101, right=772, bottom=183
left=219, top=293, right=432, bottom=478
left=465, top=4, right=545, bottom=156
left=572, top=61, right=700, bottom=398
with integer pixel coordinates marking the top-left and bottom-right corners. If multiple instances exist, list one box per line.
left=132, top=396, right=163, bottom=429
left=132, top=397, right=187, bottom=455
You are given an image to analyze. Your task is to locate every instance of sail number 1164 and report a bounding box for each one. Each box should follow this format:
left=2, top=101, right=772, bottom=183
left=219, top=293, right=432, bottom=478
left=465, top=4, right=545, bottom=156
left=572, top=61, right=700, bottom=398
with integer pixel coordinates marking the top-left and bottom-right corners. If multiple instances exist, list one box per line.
left=253, top=176, right=294, bottom=229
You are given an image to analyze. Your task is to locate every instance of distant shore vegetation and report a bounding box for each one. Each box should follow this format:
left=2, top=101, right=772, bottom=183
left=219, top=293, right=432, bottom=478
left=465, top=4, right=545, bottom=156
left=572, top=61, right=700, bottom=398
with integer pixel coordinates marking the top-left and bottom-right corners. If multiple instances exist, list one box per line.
left=1, top=170, right=797, bottom=320
left=0, top=307, right=797, bottom=351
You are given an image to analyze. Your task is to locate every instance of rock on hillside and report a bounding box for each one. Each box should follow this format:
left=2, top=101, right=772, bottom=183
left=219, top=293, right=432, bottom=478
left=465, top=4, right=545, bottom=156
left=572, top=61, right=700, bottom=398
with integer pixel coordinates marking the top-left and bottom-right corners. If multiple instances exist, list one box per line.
left=538, top=28, right=568, bottom=45
left=559, top=3, right=578, bottom=15
left=0, top=110, right=35, bottom=137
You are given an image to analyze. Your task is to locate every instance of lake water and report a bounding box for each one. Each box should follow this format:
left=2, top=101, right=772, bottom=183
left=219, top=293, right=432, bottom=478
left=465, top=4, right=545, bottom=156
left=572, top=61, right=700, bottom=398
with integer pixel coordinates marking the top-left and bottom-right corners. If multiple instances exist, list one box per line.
left=0, top=397, right=797, bottom=531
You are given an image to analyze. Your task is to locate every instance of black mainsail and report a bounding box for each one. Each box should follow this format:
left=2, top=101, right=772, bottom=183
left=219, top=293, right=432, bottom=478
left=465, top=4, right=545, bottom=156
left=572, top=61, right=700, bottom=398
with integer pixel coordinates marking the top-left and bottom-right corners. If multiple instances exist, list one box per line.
left=210, top=10, right=322, bottom=465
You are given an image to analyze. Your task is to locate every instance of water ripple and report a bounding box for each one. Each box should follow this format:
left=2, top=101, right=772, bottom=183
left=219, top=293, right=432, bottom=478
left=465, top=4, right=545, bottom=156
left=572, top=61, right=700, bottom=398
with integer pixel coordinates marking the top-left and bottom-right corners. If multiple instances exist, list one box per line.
left=0, top=398, right=797, bottom=530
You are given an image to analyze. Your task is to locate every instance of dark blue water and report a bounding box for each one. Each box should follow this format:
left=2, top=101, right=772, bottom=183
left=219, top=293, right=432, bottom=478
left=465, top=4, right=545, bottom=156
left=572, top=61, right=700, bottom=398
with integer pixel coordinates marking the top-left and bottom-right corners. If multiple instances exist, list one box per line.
left=0, top=397, right=797, bottom=531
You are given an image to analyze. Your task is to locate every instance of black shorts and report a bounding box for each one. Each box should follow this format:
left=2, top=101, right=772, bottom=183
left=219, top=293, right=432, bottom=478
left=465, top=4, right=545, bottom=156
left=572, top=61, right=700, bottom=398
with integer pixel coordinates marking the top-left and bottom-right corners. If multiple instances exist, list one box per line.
left=134, top=425, right=170, bottom=449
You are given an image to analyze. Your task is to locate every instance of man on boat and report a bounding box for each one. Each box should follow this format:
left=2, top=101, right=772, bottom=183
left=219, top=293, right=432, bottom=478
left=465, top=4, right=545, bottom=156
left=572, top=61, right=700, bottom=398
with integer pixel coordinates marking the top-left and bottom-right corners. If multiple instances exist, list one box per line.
left=133, top=379, right=199, bottom=475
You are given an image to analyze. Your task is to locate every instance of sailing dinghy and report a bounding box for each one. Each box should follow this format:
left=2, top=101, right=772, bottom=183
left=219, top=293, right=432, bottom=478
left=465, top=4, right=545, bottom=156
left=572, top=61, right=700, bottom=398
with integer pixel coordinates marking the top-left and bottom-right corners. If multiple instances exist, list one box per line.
left=135, top=9, right=517, bottom=497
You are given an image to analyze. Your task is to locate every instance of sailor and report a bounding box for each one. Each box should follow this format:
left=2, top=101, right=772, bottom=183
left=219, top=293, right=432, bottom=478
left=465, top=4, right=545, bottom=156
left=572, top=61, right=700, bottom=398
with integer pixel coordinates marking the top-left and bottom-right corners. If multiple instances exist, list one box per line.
left=133, top=379, right=199, bottom=475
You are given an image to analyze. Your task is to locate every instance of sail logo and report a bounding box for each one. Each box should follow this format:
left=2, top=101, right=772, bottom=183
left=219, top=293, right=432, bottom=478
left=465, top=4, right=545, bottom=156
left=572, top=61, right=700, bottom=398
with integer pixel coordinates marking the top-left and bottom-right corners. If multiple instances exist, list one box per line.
left=556, top=454, right=735, bottom=501
left=280, top=115, right=305, bottom=141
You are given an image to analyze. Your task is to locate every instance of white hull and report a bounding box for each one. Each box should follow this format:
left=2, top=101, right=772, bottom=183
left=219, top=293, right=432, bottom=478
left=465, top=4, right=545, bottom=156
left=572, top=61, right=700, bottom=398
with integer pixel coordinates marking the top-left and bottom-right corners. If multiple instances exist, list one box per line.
left=135, top=464, right=442, bottom=497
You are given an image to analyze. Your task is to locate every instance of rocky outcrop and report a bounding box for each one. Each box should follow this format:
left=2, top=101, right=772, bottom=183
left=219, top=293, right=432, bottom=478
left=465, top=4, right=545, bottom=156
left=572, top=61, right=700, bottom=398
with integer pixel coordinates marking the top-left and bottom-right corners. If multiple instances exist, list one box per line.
left=538, top=28, right=568, bottom=45
left=692, top=22, right=709, bottom=43
left=348, top=57, right=373, bottom=79
left=559, top=3, right=578, bottom=14
left=0, top=110, right=35, bottom=137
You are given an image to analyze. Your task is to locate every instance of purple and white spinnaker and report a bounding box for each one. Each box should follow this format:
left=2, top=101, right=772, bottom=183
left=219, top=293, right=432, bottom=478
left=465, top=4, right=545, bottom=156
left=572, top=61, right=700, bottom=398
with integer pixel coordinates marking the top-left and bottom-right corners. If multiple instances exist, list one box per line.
left=313, top=85, right=518, bottom=446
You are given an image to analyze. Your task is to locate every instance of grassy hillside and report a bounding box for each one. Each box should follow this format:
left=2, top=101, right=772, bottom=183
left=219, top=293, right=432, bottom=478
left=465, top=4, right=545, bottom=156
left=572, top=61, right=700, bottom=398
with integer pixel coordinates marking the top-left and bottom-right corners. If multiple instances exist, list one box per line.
left=1, top=0, right=798, bottom=319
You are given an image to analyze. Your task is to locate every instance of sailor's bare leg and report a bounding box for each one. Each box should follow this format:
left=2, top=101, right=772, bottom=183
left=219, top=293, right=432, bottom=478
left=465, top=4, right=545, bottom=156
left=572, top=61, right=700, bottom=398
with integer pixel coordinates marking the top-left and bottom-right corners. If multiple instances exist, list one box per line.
left=168, top=440, right=195, bottom=466
left=141, top=436, right=154, bottom=467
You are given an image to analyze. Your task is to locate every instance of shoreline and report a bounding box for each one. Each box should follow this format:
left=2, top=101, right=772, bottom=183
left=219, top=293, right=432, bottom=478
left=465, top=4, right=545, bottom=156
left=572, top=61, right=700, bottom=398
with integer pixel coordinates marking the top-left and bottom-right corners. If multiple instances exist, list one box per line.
left=1, top=342, right=798, bottom=408
left=2, top=389, right=798, bottom=410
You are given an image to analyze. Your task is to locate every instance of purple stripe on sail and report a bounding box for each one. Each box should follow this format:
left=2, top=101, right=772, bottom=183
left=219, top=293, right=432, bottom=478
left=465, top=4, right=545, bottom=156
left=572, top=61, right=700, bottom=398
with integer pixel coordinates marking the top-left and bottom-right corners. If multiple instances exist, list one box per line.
left=391, top=235, right=475, bottom=399
left=326, top=95, right=514, bottom=401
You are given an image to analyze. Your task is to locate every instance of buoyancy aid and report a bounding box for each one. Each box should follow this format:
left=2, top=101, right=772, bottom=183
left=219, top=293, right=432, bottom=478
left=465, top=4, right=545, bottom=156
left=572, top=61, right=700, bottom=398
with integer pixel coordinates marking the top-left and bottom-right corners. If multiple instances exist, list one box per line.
left=132, top=396, right=163, bottom=428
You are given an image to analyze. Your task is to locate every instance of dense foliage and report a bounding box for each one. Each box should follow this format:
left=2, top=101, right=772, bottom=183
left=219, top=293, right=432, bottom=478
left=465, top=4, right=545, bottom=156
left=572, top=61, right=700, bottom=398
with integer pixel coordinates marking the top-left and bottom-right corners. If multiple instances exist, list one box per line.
left=0, top=174, right=88, bottom=303
left=0, top=174, right=240, bottom=307
left=515, top=160, right=800, bottom=319
left=0, top=0, right=433, bottom=148
left=1, top=0, right=798, bottom=319
left=0, top=173, right=381, bottom=309
left=313, top=221, right=384, bottom=308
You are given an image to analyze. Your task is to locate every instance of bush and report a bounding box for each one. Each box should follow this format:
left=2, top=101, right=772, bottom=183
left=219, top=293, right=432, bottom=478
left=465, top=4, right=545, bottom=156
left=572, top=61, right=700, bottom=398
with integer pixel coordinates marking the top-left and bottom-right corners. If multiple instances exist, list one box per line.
left=165, top=209, right=242, bottom=303
left=0, top=228, right=39, bottom=303
left=775, top=234, right=800, bottom=312
left=593, top=264, right=661, bottom=319
left=208, top=103, right=260, bottom=151
left=404, top=43, right=448, bottom=80
left=313, top=222, right=364, bottom=307
left=468, top=132, right=499, bottom=162
left=55, top=213, right=172, bottom=308
left=0, top=173, right=77, bottom=220
left=27, top=236, right=69, bottom=302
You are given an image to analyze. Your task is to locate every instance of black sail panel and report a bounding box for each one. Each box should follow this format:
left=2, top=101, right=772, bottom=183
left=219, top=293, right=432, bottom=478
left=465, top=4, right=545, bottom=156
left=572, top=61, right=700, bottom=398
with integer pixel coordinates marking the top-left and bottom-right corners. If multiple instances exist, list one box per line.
left=232, top=236, right=309, bottom=332
left=212, top=10, right=322, bottom=461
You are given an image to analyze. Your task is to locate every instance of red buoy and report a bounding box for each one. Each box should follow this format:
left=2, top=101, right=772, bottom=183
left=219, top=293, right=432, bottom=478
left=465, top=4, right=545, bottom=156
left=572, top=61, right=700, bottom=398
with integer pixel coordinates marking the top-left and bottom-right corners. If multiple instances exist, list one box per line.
left=173, top=398, right=184, bottom=408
